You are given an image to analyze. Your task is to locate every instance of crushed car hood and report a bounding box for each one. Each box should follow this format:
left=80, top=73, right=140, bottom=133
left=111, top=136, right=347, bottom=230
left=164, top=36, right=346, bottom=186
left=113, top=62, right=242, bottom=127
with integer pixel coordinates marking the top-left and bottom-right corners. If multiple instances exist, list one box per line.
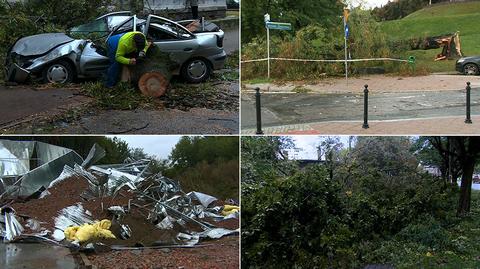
left=11, top=33, right=74, bottom=56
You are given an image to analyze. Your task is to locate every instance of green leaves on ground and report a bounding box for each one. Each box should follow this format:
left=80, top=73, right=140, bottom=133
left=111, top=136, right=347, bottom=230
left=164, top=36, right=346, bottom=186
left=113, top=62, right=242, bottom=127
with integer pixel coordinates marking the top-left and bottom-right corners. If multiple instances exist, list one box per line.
left=82, top=82, right=155, bottom=110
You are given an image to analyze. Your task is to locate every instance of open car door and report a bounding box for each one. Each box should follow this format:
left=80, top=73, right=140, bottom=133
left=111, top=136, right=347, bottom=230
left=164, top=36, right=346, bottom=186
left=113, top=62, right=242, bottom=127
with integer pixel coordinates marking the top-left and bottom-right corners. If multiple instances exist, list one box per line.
left=144, top=15, right=199, bottom=65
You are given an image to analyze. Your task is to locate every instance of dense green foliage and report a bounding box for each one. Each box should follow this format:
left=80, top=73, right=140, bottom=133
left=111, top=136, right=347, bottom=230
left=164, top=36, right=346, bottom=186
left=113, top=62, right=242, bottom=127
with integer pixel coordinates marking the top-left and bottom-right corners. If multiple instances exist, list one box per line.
left=242, top=136, right=479, bottom=268
left=241, top=7, right=401, bottom=81
left=242, top=1, right=480, bottom=81
left=241, top=0, right=343, bottom=44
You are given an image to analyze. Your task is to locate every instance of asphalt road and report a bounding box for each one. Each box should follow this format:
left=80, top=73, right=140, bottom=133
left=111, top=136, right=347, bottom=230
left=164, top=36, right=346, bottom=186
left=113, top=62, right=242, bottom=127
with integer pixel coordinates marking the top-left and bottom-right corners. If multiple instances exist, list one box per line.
left=0, top=86, right=87, bottom=126
left=223, top=27, right=239, bottom=54
left=241, top=88, right=480, bottom=128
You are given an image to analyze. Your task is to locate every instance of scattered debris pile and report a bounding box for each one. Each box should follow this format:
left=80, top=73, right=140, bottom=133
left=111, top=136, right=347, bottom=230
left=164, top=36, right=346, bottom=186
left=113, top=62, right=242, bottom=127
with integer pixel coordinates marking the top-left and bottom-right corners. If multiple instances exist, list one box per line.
left=0, top=140, right=239, bottom=252
left=408, top=32, right=463, bottom=61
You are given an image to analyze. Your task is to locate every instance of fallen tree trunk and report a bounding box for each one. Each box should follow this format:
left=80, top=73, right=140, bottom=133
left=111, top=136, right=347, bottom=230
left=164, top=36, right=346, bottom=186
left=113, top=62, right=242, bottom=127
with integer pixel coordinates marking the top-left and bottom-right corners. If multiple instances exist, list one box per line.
left=121, top=45, right=178, bottom=97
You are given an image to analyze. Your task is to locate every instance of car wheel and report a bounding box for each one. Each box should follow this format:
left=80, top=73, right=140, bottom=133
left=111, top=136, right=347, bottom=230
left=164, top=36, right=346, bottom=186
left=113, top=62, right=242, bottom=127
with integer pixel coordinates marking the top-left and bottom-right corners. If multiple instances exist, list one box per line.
left=42, top=60, right=74, bottom=83
left=463, top=63, right=479, bottom=76
left=181, top=58, right=211, bottom=83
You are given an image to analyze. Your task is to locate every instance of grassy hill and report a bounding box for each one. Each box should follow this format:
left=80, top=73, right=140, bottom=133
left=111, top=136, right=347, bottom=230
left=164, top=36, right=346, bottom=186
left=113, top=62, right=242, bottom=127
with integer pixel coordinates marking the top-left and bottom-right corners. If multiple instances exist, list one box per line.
left=380, top=1, right=480, bottom=73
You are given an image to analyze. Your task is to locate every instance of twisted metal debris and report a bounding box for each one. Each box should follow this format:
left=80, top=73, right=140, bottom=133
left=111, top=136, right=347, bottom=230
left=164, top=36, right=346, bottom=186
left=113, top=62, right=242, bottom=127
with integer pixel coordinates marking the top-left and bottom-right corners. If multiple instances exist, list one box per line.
left=0, top=140, right=238, bottom=247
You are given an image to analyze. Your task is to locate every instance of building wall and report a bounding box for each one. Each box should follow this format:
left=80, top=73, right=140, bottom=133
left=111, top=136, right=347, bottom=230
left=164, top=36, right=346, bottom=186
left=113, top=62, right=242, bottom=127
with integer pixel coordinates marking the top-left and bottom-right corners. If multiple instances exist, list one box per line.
left=116, top=0, right=227, bottom=18
left=146, top=0, right=226, bottom=11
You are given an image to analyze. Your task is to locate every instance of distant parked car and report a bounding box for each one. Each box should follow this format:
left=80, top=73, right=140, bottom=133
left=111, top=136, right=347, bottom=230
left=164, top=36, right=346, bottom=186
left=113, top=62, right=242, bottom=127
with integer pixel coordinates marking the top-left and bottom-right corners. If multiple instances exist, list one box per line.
left=5, top=12, right=226, bottom=84
left=456, top=56, right=480, bottom=75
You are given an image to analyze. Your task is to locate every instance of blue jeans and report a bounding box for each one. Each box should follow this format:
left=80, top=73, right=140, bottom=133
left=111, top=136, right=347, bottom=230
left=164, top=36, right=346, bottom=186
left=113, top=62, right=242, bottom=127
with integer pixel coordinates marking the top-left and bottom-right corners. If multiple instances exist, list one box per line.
left=105, top=33, right=125, bottom=88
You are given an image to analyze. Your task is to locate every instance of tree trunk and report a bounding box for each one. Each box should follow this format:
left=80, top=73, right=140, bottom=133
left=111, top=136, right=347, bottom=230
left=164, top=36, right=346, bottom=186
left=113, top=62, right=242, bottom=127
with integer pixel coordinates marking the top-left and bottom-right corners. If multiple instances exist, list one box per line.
left=457, top=159, right=474, bottom=216
left=128, top=46, right=177, bottom=97
left=138, top=72, right=169, bottom=97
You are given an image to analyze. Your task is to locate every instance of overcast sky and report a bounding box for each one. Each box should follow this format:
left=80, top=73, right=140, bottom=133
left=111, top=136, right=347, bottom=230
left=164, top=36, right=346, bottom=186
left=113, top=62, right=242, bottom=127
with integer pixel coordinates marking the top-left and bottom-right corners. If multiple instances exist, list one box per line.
left=287, top=136, right=351, bottom=160
left=348, top=0, right=391, bottom=9
left=109, top=135, right=182, bottom=159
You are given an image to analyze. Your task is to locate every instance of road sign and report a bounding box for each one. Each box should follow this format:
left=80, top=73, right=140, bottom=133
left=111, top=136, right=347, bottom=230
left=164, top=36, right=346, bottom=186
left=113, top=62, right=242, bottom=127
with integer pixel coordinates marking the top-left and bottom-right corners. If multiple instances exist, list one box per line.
left=266, top=22, right=292, bottom=31
left=345, top=24, right=350, bottom=39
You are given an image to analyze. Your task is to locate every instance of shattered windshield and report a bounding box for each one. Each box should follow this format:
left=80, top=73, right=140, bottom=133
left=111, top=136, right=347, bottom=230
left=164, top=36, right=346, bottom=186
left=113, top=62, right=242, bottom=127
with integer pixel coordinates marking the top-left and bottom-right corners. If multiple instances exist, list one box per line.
left=68, top=19, right=109, bottom=40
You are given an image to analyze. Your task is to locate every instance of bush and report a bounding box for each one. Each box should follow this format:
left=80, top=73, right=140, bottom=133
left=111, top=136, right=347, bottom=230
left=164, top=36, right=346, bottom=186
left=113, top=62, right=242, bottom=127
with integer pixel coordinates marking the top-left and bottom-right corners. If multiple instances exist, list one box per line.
left=242, top=166, right=357, bottom=268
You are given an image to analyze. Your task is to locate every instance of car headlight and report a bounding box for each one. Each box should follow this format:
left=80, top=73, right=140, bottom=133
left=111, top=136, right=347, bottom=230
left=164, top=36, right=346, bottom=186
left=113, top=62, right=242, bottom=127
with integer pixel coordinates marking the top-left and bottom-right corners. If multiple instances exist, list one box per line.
left=457, top=58, right=465, bottom=63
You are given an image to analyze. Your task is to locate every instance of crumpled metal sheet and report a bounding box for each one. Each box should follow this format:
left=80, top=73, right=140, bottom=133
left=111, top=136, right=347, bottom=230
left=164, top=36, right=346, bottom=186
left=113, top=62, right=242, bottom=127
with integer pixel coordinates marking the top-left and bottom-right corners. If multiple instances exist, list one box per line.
left=196, top=228, right=239, bottom=239
left=1, top=208, right=24, bottom=242
left=47, top=165, right=76, bottom=189
left=187, top=191, right=217, bottom=207
left=156, top=216, right=176, bottom=230
left=81, top=143, right=106, bottom=168
left=0, top=140, right=34, bottom=176
left=0, top=140, right=84, bottom=198
left=1, top=140, right=238, bottom=247
left=53, top=203, right=93, bottom=241
left=0, top=141, right=111, bottom=198
left=176, top=232, right=199, bottom=246
left=18, top=150, right=83, bottom=197
left=120, top=224, right=132, bottom=239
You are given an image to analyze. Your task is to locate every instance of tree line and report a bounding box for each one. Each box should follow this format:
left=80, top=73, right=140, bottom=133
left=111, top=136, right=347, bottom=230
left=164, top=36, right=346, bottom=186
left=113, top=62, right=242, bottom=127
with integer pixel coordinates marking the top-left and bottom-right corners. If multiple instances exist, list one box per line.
left=1, top=136, right=239, bottom=199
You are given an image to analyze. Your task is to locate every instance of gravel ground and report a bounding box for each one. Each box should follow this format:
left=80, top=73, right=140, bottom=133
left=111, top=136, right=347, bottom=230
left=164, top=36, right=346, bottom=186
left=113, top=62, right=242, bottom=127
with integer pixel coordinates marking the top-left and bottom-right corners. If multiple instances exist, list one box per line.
left=9, top=176, right=133, bottom=232
left=88, top=235, right=239, bottom=269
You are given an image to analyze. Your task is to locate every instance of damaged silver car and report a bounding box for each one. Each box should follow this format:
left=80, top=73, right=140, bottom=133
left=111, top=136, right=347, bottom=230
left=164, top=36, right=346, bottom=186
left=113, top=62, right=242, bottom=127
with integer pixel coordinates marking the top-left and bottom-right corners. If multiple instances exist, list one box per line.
left=4, top=12, right=226, bottom=84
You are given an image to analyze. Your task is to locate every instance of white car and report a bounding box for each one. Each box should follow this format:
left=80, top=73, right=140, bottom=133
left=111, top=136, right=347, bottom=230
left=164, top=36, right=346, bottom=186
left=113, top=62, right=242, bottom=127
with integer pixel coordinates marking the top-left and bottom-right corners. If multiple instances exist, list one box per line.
left=5, top=12, right=226, bottom=84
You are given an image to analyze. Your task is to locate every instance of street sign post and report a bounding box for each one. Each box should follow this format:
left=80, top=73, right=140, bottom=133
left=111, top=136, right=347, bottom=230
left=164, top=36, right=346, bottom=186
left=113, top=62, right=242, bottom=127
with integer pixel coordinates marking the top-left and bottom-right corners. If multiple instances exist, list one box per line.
left=266, top=22, right=292, bottom=31
left=343, top=9, right=350, bottom=85
left=264, top=14, right=291, bottom=79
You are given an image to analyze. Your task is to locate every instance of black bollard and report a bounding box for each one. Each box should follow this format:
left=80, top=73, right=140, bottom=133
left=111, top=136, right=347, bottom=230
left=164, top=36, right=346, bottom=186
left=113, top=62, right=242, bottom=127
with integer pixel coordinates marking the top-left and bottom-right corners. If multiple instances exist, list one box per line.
left=255, top=88, right=264, bottom=134
left=465, top=82, right=472, bottom=124
left=362, top=84, right=369, bottom=129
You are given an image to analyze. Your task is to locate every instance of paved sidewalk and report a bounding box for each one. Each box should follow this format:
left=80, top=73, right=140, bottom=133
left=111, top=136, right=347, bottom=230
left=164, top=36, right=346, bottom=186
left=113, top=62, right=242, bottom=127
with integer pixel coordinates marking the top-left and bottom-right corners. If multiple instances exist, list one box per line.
left=242, top=116, right=480, bottom=135
left=243, top=74, right=480, bottom=94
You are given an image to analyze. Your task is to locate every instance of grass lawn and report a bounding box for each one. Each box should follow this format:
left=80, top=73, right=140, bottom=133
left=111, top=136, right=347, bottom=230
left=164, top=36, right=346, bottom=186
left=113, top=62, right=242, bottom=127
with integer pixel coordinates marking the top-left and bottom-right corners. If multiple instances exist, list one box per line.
left=381, top=2, right=480, bottom=73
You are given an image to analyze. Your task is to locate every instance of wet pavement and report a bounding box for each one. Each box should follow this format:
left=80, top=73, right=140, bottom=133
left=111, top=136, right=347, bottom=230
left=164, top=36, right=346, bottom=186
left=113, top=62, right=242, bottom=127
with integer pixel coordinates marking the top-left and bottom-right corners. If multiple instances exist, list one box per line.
left=241, top=88, right=480, bottom=128
left=223, top=28, right=239, bottom=55
left=53, top=107, right=239, bottom=134
left=1, top=79, right=238, bottom=134
left=0, top=86, right=88, bottom=126
left=0, top=243, right=79, bottom=269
